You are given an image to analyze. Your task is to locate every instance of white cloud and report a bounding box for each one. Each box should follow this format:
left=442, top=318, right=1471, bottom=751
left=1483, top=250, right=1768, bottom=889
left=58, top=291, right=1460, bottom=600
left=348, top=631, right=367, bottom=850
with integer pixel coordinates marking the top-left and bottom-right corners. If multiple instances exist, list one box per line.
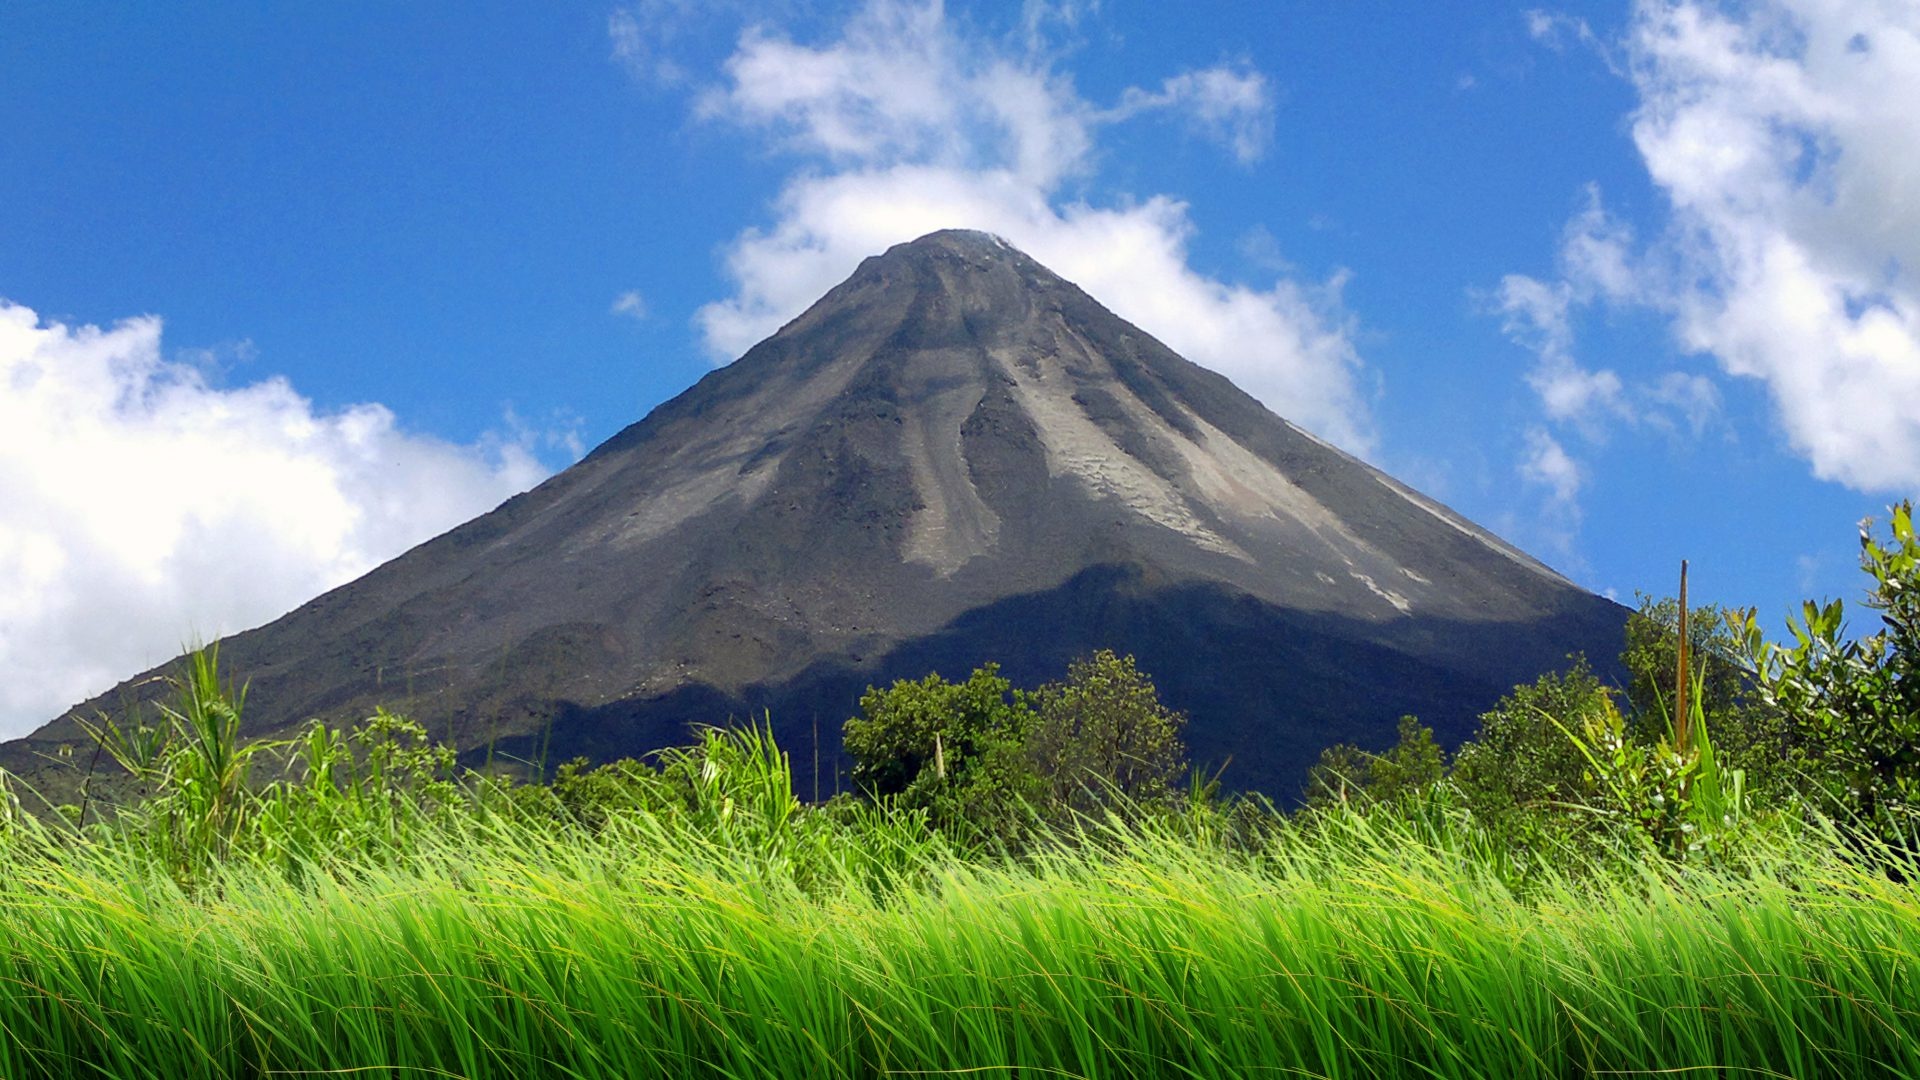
left=1493, top=188, right=1725, bottom=550
left=1520, top=427, right=1582, bottom=505
left=1526, top=9, right=1601, bottom=53
left=609, top=1, right=714, bottom=87
left=1018, top=0, right=1101, bottom=53
left=1237, top=223, right=1294, bottom=272
left=611, top=289, right=649, bottom=321
left=1518, top=427, right=1585, bottom=558
left=681, top=0, right=1372, bottom=452
left=698, top=4, right=1096, bottom=189
left=1494, top=274, right=1570, bottom=354
left=1492, top=184, right=1728, bottom=538
left=1558, top=185, right=1642, bottom=303
left=1646, top=370, right=1722, bottom=437
left=0, top=301, right=547, bottom=738
left=1536, top=359, right=1631, bottom=429
left=1495, top=272, right=1631, bottom=428
left=1107, top=64, right=1276, bottom=164
left=1625, top=0, right=1920, bottom=491
left=1515, top=1, right=1920, bottom=494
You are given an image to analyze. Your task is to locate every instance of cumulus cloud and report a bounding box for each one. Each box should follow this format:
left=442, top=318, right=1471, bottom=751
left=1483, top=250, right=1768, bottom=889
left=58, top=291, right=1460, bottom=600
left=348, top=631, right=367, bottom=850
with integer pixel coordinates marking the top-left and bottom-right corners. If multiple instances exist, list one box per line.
left=0, top=301, right=547, bottom=737
left=1512, top=1, right=1920, bottom=495
left=1626, top=0, right=1920, bottom=491
left=698, top=3, right=1097, bottom=188
left=679, top=0, right=1372, bottom=452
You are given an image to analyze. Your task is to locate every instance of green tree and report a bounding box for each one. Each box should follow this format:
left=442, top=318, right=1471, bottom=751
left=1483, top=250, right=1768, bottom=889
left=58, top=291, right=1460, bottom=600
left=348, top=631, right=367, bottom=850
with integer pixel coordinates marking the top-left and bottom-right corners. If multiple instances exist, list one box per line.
left=1621, top=594, right=1747, bottom=725
left=525, top=756, right=667, bottom=832
left=1302, top=741, right=1373, bottom=809
left=1737, top=501, right=1920, bottom=846
left=1023, top=650, right=1188, bottom=818
left=1303, top=715, right=1443, bottom=810
left=842, top=664, right=1038, bottom=846
left=1428, top=608, right=1767, bottom=865
left=1449, top=658, right=1613, bottom=850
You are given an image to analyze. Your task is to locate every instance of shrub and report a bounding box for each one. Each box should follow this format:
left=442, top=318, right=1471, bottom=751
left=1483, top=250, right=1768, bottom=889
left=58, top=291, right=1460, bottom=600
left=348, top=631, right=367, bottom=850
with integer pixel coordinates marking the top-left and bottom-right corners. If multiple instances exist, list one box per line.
left=1736, top=501, right=1920, bottom=849
left=842, top=653, right=1195, bottom=846
left=1622, top=594, right=1796, bottom=802
left=75, top=645, right=276, bottom=883
left=257, top=707, right=461, bottom=866
left=1023, top=649, right=1188, bottom=818
left=1302, top=715, right=1443, bottom=811
left=842, top=664, right=1039, bottom=847
left=1449, top=658, right=1610, bottom=837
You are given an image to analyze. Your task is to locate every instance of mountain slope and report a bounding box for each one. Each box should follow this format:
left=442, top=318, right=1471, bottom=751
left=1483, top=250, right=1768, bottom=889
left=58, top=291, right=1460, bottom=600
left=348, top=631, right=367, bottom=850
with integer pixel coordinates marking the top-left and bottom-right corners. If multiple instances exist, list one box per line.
left=9, top=230, right=1627, bottom=798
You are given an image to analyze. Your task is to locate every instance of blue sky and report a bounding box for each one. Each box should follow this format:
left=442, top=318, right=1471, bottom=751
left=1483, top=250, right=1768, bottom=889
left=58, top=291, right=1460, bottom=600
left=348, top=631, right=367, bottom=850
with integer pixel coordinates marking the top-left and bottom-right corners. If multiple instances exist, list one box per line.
left=1, top=0, right=1913, bottom=736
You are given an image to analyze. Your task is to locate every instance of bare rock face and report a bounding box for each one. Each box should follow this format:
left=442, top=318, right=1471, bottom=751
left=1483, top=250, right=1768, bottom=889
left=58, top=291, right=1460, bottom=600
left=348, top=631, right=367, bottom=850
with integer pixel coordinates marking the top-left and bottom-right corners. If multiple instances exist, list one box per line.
left=10, top=230, right=1627, bottom=798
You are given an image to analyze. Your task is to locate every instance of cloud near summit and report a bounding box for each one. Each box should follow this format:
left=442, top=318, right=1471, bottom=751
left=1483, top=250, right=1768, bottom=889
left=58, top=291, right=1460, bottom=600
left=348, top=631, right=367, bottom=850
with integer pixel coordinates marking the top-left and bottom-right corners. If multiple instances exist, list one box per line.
left=668, top=0, right=1373, bottom=455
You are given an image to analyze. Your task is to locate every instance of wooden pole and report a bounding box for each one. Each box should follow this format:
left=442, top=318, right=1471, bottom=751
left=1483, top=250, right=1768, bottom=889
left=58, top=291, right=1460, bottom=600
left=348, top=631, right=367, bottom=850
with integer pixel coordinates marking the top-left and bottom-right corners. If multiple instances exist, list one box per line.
left=1676, top=559, right=1691, bottom=754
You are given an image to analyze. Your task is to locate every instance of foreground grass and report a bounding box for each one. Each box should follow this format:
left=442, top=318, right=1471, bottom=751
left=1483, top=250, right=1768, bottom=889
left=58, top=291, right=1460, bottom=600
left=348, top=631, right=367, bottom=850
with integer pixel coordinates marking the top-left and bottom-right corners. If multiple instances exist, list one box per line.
left=3, top=809, right=1917, bottom=1079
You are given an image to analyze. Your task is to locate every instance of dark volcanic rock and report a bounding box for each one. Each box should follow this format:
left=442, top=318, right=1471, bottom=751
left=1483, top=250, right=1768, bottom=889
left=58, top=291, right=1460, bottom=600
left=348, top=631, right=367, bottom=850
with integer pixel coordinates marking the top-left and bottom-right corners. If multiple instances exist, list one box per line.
left=8, top=230, right=1628, bottom=799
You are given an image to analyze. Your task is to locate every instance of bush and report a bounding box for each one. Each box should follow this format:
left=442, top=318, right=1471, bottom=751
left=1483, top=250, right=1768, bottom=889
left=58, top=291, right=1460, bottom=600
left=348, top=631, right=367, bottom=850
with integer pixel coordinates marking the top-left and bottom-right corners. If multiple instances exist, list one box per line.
left=842, top=664, right=1039, bottom=847
left=842, top=653, right=1195, bottom=847
left=1302, top=715, right=1443, bottom=811
left=68, top=647, right=466, bottom=885
left=1449, top=658, right=1610, bottom=840
left=1023, top=649, right=1187, bottom=818
left=1622, top=594, right=1795, bottom=802
left=1737, top=501, right=1920, bottom=848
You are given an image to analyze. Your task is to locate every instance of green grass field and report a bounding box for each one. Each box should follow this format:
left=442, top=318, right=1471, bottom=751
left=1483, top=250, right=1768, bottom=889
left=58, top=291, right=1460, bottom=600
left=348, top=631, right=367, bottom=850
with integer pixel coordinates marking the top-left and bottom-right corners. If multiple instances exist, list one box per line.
left=4, top=797, right=1917, bottom=1079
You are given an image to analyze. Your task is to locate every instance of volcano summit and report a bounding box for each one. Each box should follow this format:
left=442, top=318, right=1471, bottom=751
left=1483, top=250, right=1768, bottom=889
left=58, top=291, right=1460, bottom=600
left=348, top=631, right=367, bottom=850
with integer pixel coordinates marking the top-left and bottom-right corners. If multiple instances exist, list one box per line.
left=14, top=230, right=1626, bottom=796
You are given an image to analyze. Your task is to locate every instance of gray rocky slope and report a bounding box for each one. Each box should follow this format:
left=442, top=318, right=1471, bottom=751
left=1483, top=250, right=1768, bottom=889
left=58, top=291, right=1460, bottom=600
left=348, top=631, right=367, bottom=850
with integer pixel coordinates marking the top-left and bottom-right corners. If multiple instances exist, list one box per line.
left=11, top=230, right=1627, bottom=798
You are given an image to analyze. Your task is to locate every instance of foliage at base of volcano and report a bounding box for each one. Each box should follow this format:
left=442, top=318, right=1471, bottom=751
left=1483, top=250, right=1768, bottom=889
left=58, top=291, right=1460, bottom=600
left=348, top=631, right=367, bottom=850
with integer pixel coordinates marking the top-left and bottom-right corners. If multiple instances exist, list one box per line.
left=4, top=503, right=1920, bottom=1078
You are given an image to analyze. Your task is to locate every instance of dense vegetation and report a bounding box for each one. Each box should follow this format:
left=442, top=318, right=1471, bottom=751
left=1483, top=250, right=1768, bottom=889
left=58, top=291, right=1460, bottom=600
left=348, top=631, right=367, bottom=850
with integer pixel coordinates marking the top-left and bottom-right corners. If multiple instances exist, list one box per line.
left=1, top=502, right=1916, bottom=1078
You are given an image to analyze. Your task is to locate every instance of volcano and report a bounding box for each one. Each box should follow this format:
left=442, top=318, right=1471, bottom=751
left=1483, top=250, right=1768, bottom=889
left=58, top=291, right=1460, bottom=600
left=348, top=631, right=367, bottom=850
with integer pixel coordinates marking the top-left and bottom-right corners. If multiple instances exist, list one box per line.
left=12, top=230, right=1627, bottom=798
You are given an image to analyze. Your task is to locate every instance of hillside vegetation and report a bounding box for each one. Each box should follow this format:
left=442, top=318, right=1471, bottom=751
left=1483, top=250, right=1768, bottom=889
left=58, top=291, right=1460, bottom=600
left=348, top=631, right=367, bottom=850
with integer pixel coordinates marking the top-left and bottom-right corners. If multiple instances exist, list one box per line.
left=2, top=502, right=1917, bottom=1078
